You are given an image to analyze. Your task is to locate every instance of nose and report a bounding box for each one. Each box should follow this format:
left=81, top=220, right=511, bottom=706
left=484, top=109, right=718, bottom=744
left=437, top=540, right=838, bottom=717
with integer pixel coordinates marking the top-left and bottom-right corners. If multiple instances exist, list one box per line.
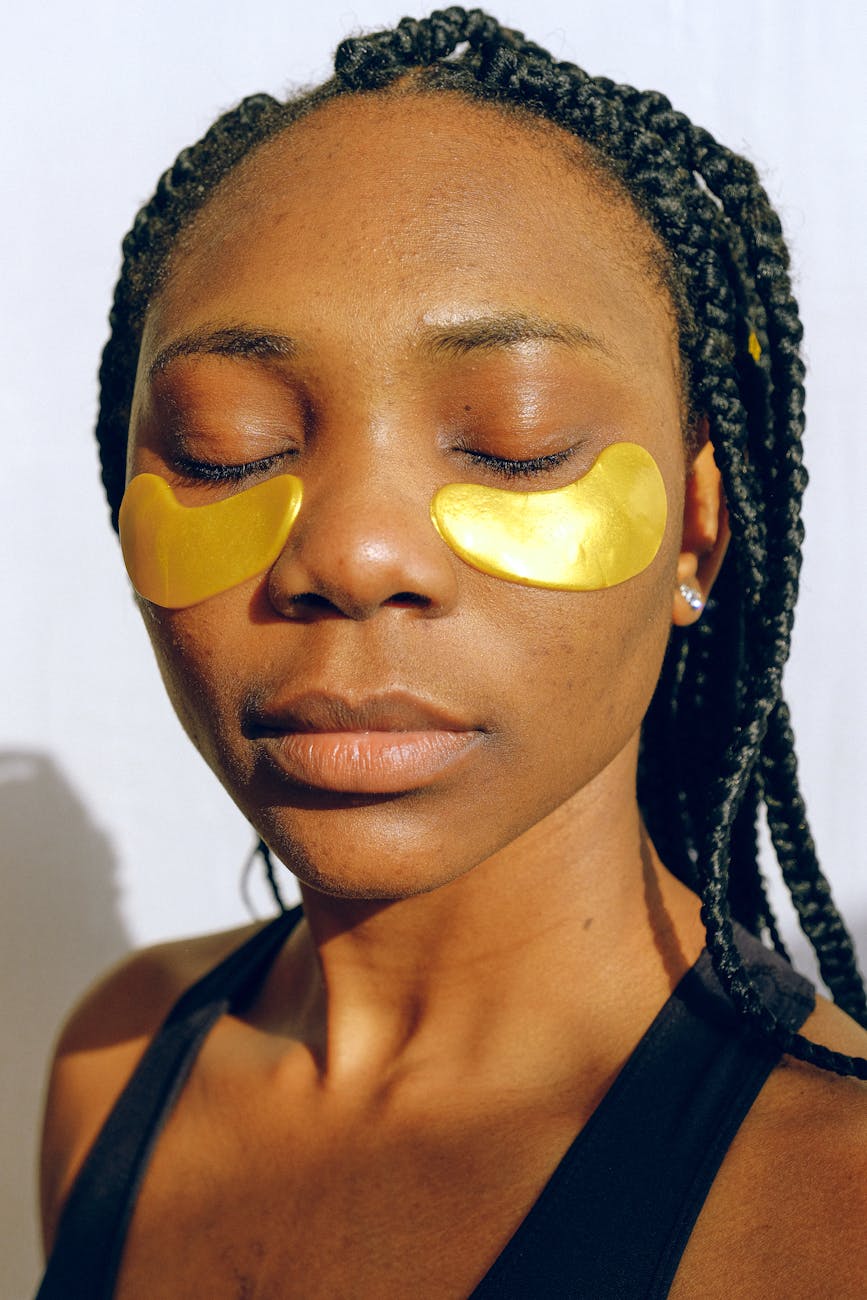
left=265, top=461, right=460, bottom=620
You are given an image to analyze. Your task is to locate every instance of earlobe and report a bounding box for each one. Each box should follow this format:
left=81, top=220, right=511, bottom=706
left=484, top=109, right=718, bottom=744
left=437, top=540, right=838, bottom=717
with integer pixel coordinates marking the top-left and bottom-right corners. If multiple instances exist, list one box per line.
left=672, top=424, right=731, bottom=627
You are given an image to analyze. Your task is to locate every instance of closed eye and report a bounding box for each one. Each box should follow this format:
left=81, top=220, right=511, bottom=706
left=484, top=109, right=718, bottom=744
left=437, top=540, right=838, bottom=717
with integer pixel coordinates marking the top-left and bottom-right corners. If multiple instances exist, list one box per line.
left=172, top=446, right=577, bottom=484
left=171, top=451, right=295, bottom=483
left=461, top=446, right=578, bottom=479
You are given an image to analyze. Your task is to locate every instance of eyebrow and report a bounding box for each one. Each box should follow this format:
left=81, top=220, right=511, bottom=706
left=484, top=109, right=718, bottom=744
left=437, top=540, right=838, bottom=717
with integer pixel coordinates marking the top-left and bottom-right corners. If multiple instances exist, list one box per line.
left=419, top=312, right=616, bottom=359
left=148, top=326, right=298, bottom=380
left=147, top=311, right=616, bottom=381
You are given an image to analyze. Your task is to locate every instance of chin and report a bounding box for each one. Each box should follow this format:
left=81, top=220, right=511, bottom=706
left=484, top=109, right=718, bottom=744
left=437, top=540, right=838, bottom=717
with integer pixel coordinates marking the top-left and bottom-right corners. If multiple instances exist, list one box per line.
left=256, top=811, right=479, bottom=904
left=279, top=849, right=470, bottom=904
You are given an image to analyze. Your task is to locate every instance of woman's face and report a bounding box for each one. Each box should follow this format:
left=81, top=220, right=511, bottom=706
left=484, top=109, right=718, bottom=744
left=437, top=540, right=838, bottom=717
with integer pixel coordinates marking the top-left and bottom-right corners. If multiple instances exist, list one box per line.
left=127, top=93, right=688, bottom=899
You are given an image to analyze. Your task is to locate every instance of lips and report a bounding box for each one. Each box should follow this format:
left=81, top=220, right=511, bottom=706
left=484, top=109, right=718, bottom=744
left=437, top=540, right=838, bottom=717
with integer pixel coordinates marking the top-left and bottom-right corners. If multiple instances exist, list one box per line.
left=246, top=690, right=484, bottom=794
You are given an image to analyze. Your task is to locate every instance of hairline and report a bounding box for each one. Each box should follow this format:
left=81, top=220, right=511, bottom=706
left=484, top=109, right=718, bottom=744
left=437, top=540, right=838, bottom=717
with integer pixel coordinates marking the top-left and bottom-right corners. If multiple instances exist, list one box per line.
left=143, top=78, right=691, bottom=433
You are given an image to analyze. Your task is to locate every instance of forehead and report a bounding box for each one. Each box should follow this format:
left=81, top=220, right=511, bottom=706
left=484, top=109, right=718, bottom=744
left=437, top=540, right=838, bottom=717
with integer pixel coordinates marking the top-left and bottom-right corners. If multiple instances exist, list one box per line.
left=140, top=93, right=678, bottom=386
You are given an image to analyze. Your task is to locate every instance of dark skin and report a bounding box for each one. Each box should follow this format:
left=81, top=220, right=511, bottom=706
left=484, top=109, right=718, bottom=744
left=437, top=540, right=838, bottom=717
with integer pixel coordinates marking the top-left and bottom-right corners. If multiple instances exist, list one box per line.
left=41, top=94, right=867, bottom=1297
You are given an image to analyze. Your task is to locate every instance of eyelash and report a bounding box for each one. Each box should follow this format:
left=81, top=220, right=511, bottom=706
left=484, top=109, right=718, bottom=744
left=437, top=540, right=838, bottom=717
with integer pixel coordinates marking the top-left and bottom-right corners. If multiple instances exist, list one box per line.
left=461, top=447, right=576, bottom=478
left=173, top=452, right=289, bottom=483
left=173, top=445, right=576, bottom=484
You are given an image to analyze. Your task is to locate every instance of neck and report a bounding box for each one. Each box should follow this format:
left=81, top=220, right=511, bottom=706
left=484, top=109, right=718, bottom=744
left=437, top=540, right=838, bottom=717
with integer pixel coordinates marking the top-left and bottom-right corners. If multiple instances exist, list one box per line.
left=270, top=744, right=705, bottom=1088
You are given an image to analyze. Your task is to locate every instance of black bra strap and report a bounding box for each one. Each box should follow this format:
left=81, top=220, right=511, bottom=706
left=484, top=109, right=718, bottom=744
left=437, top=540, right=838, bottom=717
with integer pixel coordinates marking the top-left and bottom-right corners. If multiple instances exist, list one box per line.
left=36, top=906, right=302, bottom=1300
left=471, top=930, right=813, bottom=1298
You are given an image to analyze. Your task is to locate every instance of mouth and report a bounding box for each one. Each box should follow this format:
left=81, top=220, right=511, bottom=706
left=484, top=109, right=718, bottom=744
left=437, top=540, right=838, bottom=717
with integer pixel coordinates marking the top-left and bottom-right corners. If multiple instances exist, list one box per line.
left=246, top=690, right=484, bottom=795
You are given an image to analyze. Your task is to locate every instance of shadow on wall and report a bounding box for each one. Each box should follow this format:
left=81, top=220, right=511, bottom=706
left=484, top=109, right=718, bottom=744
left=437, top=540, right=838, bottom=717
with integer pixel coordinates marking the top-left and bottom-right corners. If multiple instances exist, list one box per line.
left=0, top=750, right=130, bottom=1299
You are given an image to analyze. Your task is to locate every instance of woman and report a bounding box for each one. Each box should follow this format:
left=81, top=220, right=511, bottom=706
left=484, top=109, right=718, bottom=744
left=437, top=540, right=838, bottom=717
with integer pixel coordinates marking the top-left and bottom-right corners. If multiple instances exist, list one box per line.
left=37, top=9, right=867, bottom=1297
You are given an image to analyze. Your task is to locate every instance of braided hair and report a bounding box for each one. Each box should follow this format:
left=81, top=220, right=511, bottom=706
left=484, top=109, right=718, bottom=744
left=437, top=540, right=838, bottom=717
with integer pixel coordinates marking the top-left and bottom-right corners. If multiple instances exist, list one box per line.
left=96, top=8, right=867, bottom=1079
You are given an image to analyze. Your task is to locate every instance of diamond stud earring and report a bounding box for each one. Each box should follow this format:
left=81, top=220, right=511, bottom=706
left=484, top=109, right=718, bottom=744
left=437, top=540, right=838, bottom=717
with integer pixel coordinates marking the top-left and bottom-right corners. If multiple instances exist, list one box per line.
left=678, top=582, right=704, bottom=612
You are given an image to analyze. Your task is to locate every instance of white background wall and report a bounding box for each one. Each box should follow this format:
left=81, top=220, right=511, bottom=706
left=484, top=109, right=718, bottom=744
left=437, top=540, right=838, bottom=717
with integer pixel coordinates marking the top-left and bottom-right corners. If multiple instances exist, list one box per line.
left=3, top=1, right=865, bottom=1291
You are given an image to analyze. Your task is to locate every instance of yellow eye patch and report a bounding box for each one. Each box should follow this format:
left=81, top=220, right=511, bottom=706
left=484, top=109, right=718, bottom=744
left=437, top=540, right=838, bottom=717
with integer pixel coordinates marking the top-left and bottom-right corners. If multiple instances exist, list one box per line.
left=430, top=442, right=667, bottom=590
left=119, top=473, right=303, bottom=608
left=119, top=442, right=665, bottom=609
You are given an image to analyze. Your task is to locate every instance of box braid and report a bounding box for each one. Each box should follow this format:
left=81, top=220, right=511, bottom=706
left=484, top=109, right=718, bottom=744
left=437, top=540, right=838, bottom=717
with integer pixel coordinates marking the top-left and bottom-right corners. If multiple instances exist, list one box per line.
left=95, top=8, right=867, bottom=1077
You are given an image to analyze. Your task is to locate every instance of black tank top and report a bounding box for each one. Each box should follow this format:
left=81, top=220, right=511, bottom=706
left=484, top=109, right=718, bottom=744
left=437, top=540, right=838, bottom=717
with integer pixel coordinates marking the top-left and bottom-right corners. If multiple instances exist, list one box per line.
left=36, top=908, right=814, bottom=1299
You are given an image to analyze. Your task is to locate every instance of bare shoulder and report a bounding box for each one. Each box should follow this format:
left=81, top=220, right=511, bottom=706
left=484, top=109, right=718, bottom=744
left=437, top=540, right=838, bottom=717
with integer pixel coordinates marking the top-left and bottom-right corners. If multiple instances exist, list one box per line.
left=672, top=992, right=867, bottom=1298
left=39, top=920, right=263, bottom=1255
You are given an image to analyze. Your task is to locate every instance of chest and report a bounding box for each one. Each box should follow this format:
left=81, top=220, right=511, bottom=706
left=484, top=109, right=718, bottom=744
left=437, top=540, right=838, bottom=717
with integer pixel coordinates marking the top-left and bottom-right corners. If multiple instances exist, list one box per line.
left=114, top=1060, right=592, bottom=1299
left=110, top=1039, right=805, bottom=1300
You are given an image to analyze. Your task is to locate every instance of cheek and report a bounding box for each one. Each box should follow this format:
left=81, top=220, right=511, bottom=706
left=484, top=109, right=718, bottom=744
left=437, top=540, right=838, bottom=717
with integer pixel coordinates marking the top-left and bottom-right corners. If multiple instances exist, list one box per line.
left=138, top=596, right=251, bottom=767
left=500, top=556, right=674, bottom=778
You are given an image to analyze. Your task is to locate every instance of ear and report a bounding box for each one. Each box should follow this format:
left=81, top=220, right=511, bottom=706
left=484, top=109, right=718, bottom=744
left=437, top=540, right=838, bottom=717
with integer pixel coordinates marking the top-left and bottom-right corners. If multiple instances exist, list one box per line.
left=672, top=418, right=731, bottom=627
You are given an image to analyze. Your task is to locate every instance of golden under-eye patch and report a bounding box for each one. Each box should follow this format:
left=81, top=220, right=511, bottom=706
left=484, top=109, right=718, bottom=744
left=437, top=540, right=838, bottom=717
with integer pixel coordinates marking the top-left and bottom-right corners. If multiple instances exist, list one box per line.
left=119, top=442, right=665, bottom=609
left=119, top=473, right=303, bottom=608
left=430, top=442, right=667, bottom=590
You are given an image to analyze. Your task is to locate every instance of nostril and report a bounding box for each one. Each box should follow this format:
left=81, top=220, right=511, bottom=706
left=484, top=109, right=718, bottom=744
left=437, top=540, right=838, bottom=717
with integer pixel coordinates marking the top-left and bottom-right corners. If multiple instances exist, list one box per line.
left=388, top=592, right=431, bottom=608
left=292, top=592, right=340, bottom=611
left=280, top=589, right=432, bottom=619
